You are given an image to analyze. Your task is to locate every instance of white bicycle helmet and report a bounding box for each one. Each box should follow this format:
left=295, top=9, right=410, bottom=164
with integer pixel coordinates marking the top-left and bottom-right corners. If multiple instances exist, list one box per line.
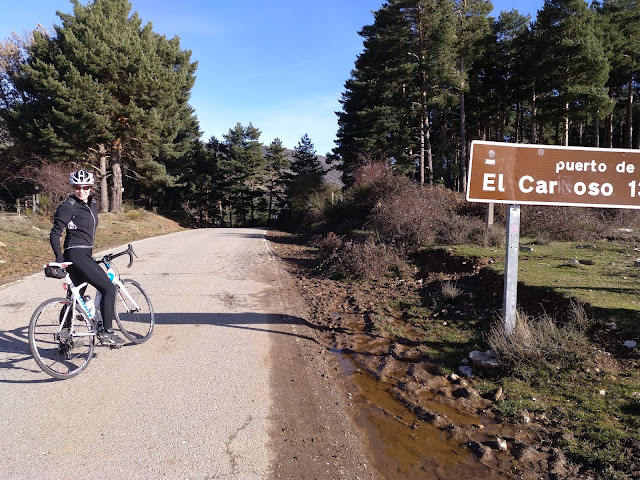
left=69, top=169, right=95, bottom=185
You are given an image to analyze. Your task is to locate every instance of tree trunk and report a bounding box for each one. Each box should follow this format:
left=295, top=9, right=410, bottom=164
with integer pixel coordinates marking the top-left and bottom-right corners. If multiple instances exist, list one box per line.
left=563, top=102, right=570, bottom=146
left=594, top=113, right=600, bottom=148
left=459, top=95, right=467, bottom=193
left=625, top=78, right=633, bottom=149
left=267, top=175, right=275, bottom=225
left=110, top=138, right=123, bottom=213
left=606, top=86, right=614, bottom=148
left=425, top=116, right=433, bottom=186
left=419, top=128, right=425, bottom=185
left=98, top=143, right=109, bottom=213
left=531, top=82, right=537, bottom=144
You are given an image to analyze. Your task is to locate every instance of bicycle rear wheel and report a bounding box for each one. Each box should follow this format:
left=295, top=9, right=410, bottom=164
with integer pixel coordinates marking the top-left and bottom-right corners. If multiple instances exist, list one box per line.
left=115, top=279, right=154, bottom=343
left=29, top=298, right=95, bottom=380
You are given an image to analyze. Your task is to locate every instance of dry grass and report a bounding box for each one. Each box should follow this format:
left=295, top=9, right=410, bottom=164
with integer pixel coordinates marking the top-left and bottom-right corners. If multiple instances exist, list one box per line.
left=487, top=301, right=593, bottom=371
left=0, top=209, right=183, bottom=286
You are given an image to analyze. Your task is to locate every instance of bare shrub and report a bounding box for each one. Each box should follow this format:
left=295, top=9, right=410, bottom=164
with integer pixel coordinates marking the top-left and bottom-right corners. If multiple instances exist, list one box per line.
left=19, top=158, right=79, bottom=214
left=441, top=280, right=462, bottom=301
left=488, top=305, right=591, bottom=370
left=329, top=238, right=406, bottom=280
left=312, top=231, right=343, bottom=257
left=436, top=214, right=490, bottom=245
left=369, top=184, right=461, bottom=251
left=521, top=206, right=631, bottom=241
left=334, top=162, right=412, bottom=230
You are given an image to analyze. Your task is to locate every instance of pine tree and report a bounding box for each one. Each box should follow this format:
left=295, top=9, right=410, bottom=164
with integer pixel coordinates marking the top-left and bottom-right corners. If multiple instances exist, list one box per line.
left=265, top=138, right=290, bottom=223
left=218, top=123, right=265, bottom=226
left=285, top=134, right=324, bottom=218
left=453, top=0, right=492, bottom=192
left=335, top=0, right=415, bottom=185
left=403, top=0, right=458, bottom=185
left=291, top=134, right=322, bottom=177
left=534, top=0, right=611, bottom=146
left=2, top=0, right=198, bottom=212
left=597, top=0, right=640, bottom=148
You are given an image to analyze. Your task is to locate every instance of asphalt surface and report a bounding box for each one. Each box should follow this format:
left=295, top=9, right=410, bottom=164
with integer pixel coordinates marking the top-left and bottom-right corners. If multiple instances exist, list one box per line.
left=0, top=228, right=291, bottom=479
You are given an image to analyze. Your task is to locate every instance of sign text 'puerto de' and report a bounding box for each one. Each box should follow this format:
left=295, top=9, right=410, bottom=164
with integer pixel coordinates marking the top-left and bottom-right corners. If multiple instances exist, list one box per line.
left=467, top=141, right=640, bottom=209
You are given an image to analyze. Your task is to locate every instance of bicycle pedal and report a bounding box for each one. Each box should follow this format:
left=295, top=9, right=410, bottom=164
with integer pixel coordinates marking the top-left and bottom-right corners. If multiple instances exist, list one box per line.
left=109, top=343, right=123, bottom=349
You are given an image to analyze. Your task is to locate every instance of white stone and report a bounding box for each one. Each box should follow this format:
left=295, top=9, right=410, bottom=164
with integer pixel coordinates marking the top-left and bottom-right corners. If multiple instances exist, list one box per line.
left=469, top=350, right=501, bottom=369
left=623, top=340, right=637, bottom=348
left=496, top=437, right=508, bottom=451
left=458, top=366, right=474, bottom=378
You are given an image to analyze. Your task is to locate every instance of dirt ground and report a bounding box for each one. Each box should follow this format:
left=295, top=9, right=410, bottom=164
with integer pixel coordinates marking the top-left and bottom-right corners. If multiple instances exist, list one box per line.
left=265, top=230, right=599, bottom=480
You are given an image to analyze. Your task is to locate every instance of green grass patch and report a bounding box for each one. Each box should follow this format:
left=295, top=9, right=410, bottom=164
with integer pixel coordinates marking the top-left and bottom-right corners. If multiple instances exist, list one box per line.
left=408, top=239, right=640, bottom=473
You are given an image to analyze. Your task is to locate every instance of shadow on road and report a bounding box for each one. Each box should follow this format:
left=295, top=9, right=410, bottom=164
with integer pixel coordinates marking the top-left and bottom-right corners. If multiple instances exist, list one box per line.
left=0, top=325, right=58, bottom=383
left=1, top=312, right=345, bottom=383
left=153, top=312, right=336, bottom=345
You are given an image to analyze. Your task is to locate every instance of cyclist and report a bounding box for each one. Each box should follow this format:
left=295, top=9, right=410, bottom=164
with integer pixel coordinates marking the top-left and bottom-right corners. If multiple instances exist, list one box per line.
left=49, top=169, right=125, bottom=347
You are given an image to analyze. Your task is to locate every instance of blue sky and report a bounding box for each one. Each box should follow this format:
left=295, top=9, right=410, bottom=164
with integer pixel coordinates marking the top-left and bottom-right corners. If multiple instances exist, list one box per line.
left=1, top=0, right=542, bottom=155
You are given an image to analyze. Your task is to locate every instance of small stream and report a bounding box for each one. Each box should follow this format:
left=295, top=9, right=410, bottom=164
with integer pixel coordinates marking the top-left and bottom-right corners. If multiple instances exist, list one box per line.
left=331, top=349, right=513, bottom=479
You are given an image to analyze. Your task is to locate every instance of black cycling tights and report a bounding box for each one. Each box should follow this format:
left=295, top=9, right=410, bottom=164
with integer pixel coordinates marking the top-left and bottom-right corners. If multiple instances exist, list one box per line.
left=64, top=248, right=116, bottom=330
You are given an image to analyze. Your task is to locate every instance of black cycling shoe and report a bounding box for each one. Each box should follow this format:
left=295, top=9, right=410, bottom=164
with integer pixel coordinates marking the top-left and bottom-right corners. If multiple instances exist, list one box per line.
left=97, top=329, right=125, bottom=347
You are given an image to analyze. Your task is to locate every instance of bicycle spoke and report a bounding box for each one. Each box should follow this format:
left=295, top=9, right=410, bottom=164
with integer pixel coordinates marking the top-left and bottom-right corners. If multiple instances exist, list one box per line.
left=115, top=279, right=154, bottom=343
left=29, top=299, right=95, bottom=379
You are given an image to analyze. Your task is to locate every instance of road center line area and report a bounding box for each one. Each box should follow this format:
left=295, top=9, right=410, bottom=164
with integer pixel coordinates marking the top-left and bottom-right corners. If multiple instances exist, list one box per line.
left=0, top=228, right=374, bottom=479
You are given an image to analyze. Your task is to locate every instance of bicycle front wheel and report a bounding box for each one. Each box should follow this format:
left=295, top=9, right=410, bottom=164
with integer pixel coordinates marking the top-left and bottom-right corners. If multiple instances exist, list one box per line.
left=29, top=298, right=95, bottom=380
left=115, top=279, right=154, bottom=343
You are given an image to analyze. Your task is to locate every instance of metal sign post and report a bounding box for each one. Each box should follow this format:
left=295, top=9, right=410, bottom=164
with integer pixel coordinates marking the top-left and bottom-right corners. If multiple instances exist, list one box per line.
left=503, top=205, right=520, bottom=336
left=467, top=141, right=640, bottom=338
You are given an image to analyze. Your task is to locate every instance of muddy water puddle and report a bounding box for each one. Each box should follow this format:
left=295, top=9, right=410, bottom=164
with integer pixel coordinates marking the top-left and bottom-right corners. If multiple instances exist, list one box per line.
left=332, top=349, right=511, bottom=479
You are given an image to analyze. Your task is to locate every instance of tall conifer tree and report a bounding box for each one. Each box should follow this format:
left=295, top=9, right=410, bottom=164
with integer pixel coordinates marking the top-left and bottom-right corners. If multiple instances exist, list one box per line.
left=2, top=0, right=198, bottom=211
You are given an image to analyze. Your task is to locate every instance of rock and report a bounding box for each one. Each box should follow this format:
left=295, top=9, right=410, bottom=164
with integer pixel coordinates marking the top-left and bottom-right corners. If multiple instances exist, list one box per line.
left=493, top=387, right=503, bottom=402
left=496, top=437, right=508, bottom=451
left=520, top=245, right=534, bottom=252
left=0, top=241, right=6, bottom=247
left=634, top=259, right=640, bottom=267
left=469, top=441, right=494, bottom=462
left=469, top=350, right=501, bottom=369
left=515, top=445, right=542, bottom=462
left=623, top=340, right=637, bottom=348
left=579, top=259, right=595, bottom=265
left=458, top=365, right=474, bottom=378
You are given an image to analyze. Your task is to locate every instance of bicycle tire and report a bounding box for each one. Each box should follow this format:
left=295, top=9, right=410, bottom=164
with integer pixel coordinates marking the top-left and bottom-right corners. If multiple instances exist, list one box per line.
left=114, top=279, right=154, bottom=343
left=29, top=297, right=95, bottom=380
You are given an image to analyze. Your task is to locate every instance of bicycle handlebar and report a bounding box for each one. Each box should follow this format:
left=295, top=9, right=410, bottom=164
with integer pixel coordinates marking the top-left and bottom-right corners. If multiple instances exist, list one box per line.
left=98, top=244, right=137, bottom=268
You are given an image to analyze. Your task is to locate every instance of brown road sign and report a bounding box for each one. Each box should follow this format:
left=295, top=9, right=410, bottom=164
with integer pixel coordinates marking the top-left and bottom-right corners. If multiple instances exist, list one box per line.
left=467, top=141, right=640, bottom=209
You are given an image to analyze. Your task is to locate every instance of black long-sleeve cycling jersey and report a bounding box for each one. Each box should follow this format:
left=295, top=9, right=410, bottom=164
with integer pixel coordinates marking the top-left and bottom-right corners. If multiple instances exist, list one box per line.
left=49, top=195, right=99, bottom=262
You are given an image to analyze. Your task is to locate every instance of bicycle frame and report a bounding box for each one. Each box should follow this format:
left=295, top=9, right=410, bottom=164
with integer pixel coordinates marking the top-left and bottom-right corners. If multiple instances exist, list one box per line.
left=52, top=245, right=142, bottom=335
left=55, top=268, right=97, bottom=340
left=99, top=259, right=142, bottom=314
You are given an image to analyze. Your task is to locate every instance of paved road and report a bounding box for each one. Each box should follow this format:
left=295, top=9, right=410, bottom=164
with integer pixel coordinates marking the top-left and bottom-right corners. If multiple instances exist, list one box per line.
left=0, top=228, right=310, bottom=479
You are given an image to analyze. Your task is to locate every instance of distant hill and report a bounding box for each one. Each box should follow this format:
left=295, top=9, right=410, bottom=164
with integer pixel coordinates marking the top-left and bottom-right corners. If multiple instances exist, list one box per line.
left=261, top=146, right=343, bottom=188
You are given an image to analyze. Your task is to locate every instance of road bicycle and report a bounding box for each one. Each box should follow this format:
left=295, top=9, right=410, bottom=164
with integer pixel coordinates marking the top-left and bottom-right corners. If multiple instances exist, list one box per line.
left=28, top=244, right=154, bottom=380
